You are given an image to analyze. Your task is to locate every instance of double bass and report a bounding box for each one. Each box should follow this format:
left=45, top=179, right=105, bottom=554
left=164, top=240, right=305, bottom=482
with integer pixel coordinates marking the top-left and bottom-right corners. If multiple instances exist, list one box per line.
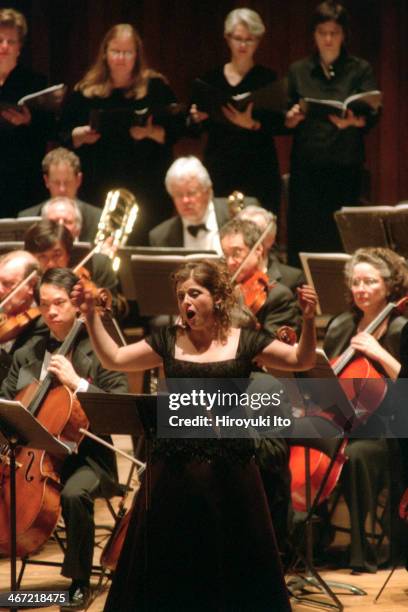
left=0, top=318, right=89, bottom=557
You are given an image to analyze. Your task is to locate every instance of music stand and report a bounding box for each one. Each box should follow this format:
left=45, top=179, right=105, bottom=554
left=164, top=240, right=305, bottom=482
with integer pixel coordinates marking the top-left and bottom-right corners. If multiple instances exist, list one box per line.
left=0, top=241, right=24, bottom=257
left=299, top=253, right=350, bottom=316
left=0, top=399, right=72, bottom=596
left=128, top=252, right=220, bottom=314
left=285, top=353, right=366, bottom=610
left=334, top=206, right=392, bottom=253
left=116, top=248, right=217, bottom=303
left=0, top=218, right=41, bottom=242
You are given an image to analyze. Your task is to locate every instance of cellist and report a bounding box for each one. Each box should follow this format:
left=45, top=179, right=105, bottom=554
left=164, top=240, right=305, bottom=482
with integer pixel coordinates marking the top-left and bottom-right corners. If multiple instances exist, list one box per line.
left=1, top=268, right=128, bottom=611
left=323, top=247, right=408, bottom=573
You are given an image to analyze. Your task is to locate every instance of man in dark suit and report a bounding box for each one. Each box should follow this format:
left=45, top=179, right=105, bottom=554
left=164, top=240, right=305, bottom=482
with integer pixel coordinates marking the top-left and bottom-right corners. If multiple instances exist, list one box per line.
left=149, top=156, right=259, bottom=251
left=1, top=268, right=128, bottom=610
left=18, top=147, right=101, bottom=243
left=220, top=218, right=301, bottom=335
left=24, top=219, right=119, bottom=313
left=0, top=250, right=46, bottom=382
left=237, top=205, right=305, bottom=292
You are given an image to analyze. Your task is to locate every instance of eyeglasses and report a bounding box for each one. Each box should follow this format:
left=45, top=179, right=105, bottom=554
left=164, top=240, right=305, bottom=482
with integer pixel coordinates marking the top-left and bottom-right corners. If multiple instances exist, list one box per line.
left=172, top=189, right=205, bottom=200
left=107, top=49, right=135, bottom=59
left=0, top=36, right=18, bottom=46
left=228, top=35, right=257, bottom=47
left=350, top=277, right=381, bottom=288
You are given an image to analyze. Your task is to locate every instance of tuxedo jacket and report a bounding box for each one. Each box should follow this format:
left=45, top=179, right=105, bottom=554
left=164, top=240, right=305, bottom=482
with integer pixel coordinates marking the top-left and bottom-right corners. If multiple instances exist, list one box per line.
left=267, top=253, right=305, bottom=293
left=148, top=198, right=231, bottom=247
left=18, top=198, right=101, bottom=243
left=257, top=281, right=302, bottom=336
left=1, top=332, right=128, bottom=493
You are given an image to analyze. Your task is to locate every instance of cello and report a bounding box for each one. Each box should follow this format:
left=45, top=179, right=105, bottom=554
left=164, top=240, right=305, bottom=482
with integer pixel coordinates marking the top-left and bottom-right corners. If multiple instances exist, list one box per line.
left=331, top=295, right=408, bottom=425
left=0, top=317, right=89, bottom=557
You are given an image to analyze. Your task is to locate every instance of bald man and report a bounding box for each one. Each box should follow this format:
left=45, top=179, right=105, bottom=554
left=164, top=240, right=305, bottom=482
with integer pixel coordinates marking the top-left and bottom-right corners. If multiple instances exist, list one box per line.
left=0, top=250, right=46, bottom=381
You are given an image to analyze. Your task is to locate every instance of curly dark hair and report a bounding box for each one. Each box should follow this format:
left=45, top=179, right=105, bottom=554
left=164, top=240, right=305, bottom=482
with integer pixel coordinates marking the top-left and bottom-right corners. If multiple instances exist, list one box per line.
left=345, top=247, right=408, bottom=312
left=171, top=259, right=237, bottom=342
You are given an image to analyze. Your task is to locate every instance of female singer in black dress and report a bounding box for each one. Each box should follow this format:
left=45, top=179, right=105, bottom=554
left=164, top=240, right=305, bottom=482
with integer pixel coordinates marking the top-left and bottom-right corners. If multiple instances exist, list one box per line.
left=285, top=1, right=379, bottom=265
left=60, top=23, right=180, bottom=244
left=324, top=247, right=408, bottom=572
left=73, top=259, right=318, bottom=611
left=191, top=8, right=283, bottom=214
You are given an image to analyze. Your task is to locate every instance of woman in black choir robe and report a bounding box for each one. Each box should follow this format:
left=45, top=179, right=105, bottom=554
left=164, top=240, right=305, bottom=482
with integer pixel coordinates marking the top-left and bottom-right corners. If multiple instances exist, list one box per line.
left=285, top=1, right=379, bottom=265
left=190, top=8, right=284, bottom=214
left=72, top=258, right=319, bottom=612
left=323, top=248, right=408, bottom=573
left=0, top=8, right=50, bottom=216
left=60, top=23, right=181, bottom=245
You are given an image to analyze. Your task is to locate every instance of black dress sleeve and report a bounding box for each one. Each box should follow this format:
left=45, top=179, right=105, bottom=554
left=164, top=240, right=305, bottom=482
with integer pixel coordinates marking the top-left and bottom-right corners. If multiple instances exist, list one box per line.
left=238, top=327, right=276, bottom=360
left=144, top=326, right=175, bottom=359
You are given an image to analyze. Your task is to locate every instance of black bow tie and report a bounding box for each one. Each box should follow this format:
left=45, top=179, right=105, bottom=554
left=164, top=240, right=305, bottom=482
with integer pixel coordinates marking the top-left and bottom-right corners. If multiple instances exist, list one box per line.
left=187, top=223, right=208, bottom=237
left=46, top=336, right=63, bottom=354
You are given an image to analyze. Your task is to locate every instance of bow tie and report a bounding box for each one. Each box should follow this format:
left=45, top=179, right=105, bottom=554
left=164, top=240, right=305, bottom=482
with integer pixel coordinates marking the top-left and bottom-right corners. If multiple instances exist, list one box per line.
left=187, top=223, right=208, bottom=237
left=46, top=336, right=63, bottom=354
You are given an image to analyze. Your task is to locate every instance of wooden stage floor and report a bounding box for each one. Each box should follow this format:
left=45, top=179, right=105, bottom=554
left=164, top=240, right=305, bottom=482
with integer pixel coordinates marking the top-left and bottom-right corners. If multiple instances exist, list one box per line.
left=1, top=436, right=407, bottom=611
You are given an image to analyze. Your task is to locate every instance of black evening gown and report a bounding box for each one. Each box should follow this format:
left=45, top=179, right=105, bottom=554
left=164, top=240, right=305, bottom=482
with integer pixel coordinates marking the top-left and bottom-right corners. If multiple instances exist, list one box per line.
left=104, top=326, right=291, bottom=612
left=192, top=66, right=283, bottom=214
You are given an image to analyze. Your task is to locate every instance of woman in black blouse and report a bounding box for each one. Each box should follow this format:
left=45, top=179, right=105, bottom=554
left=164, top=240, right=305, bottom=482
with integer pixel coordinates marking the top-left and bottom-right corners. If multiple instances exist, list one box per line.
left=191, top=8, right=283, bottom=214
left=73, top=259, right=317, bottom=611
left=285, top=1, right=379, bottom=265
left=0, top=8, right=49, bottom=216
left=60, top=23, right=180, bottom=244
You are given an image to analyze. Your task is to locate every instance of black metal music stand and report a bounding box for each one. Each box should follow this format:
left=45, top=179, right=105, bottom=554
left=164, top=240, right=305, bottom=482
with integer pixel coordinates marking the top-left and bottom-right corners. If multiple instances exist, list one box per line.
left=0, top=399, right=72, bottom=606
left=76, top=392, right=156, bottom=600
left=285, top=355, right=366, bottom=610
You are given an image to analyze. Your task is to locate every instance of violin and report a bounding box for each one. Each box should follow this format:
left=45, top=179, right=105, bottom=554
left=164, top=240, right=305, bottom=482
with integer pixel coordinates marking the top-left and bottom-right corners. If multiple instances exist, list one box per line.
left=237, top=270, right=273, bottom=316
left=0, top=306, right=41, bottom=343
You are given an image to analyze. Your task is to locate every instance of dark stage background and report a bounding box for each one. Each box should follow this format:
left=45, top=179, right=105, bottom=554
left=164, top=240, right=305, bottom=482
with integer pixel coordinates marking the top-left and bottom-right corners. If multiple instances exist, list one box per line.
left=4, top=0, right=408, bottom=205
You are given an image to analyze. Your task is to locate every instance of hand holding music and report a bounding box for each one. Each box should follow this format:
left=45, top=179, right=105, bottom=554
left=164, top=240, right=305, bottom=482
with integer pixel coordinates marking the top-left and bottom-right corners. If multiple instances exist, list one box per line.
left=2, top=104, right=31, bottom=126
left=285, top=104, right=305, bottom=128
left=72, top=125, right=101, bottom=148
left=297, top=285, right=318, bottom=320
left=350, top=331, right=385, bottom=361
left=329, top=109, right=366, bottom=129
left=130, top=115, right=165, bottom=143
left=47, top=355, right=81, bottom=392
left=189, top=103, right=209, bottom=123
left=222, top=101, right=260, bottom=130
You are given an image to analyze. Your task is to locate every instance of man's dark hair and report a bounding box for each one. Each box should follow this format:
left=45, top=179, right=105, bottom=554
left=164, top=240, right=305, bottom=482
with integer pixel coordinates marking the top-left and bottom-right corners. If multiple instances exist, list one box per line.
left=311, top=1, right=350, bottom=39
left=24, top=219, right=74, bottom=257
left=35, top=267, right=79, bottom=303
left=219, top=218, right=262, bottom=249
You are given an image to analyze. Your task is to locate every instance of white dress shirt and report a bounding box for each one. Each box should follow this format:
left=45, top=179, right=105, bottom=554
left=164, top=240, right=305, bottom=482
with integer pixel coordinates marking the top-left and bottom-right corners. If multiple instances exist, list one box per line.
left=182, top=201, right=223, bottom=254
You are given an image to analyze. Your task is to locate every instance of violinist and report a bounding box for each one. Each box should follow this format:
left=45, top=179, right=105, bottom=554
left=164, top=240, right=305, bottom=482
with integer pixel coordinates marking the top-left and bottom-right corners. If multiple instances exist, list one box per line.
left=0, top=268, right=128, bottom=610
left=220, top=217, right=301, bottom=334
left=237, top=204, right=305, bottom=292
left=0, top=250, right=45, bottom=381
left=323, top=247, right=408, bottom=573
left=24, top=219, right=120, bottom=315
